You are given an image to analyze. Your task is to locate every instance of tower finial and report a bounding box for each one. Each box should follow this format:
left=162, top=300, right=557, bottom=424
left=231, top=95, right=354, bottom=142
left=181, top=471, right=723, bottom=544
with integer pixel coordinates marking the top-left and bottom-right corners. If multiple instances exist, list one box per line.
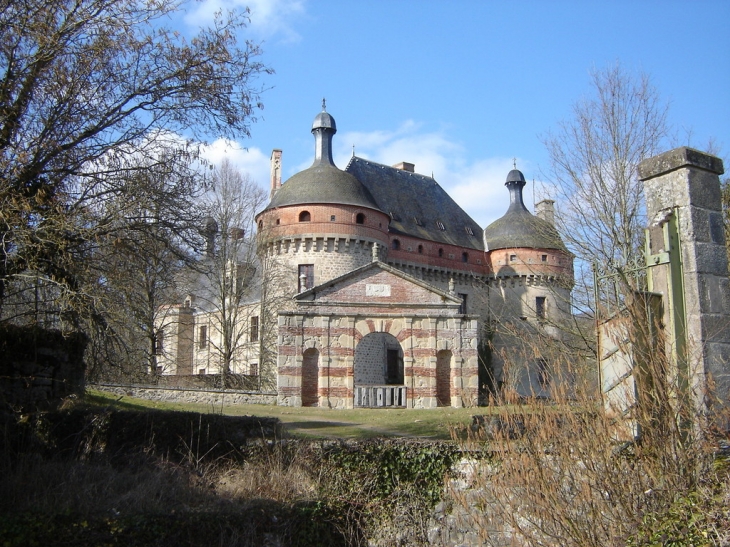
left=322, top=97, right=326, bottom=111
left=513, top=157, right=517, bottom=169
left=352, top=144, right=355, bottom=157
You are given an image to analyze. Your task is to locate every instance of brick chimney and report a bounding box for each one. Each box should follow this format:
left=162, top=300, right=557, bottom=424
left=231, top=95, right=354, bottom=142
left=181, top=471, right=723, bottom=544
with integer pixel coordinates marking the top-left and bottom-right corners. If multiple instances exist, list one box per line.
left=270, top=149, right=282, bottom=199
left=393, top=161, right=414, bottom=173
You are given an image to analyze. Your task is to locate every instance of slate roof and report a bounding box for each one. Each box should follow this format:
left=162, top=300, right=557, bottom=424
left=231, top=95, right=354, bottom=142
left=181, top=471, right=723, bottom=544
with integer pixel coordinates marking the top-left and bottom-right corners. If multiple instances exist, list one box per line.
left=483, top=169, right=567, bottom=252
left=263, top=163, right=381, bottom=212
left=483, top=208, right=567, bottom=252
left=345, top=157, right=484, bottom=251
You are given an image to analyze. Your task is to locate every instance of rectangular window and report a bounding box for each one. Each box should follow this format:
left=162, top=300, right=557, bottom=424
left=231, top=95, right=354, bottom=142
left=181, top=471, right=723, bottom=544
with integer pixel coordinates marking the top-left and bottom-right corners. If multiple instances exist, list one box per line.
left=458, top=293, right=468, bottom=315
left=249, top=363, right=258, bottom=376
left=510, top=254, right=517, bottom=262
left=155, top=330, right=164, bottom=354
left=298, top=264, right=314, bottom=292
left=199, top=368, right=206, bottom=375
left=250, top=316, right=259, bottom=342
left=199, top=325, right=207, bottom=350
left=541, top=254, right=548, bottom=262
left=536, top=296, right=546, bottom=320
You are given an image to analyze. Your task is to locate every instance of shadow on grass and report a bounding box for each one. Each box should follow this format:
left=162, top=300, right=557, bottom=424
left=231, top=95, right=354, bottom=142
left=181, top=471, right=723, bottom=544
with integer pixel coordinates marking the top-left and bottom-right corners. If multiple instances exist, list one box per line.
left=283, top=420, right=359, bottom=430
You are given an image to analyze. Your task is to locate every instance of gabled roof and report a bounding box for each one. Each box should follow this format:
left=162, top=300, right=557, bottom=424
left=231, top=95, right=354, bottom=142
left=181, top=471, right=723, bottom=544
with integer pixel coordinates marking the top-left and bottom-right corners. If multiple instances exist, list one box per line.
left=295, top=260, right=462, bottom=306
left=345, top=157, right=484, bottom=251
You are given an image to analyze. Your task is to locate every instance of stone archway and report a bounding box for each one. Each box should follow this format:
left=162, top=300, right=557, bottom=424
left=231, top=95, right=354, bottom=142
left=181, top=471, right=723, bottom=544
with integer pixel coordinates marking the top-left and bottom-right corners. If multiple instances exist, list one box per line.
left=301, top=348, right=319, bottom=407
left=436, top=350, right=452, bottom=406
left=354, top=332, right=403, bottom=386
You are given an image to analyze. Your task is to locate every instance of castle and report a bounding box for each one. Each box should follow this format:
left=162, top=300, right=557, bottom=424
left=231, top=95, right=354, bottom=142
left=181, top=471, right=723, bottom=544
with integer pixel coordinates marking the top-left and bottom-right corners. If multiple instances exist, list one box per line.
left=157, top=104, right=574, bottom=408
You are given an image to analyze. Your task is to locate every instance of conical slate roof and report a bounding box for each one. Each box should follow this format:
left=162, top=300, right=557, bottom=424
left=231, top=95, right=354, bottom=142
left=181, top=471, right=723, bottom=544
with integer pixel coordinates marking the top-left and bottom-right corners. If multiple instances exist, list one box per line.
left=483, top=169, right=566, bottom=252
left=263, top=104, right=381, bottom=212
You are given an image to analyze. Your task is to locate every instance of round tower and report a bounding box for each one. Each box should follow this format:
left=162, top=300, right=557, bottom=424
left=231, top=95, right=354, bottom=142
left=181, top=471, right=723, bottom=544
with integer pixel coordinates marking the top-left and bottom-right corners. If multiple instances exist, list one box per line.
left=256, top=102, right=390, bottom=301
left=484, top=167, right=574, bottom=397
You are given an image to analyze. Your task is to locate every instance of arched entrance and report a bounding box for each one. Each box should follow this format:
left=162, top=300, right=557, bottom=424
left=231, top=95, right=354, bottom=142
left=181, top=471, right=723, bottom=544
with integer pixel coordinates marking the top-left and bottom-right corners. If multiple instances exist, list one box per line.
left=301, top=348, right=319, bottom=407
left=436, top=350, right=452, bottom=406
left=354, top=332, right=405, bottom=407
left=354, top=332, right=403, bottom=385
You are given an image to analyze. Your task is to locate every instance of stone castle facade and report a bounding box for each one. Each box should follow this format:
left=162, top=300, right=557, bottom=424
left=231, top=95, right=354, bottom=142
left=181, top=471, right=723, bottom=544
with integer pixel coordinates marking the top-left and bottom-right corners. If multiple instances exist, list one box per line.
left=157, top=104, right=574, bottom=408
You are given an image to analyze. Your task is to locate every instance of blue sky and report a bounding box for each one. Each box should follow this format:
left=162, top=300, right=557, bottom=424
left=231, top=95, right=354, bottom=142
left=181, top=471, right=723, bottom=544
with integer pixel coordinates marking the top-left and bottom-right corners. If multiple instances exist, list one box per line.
left=180, top=0, right=730, bottom=228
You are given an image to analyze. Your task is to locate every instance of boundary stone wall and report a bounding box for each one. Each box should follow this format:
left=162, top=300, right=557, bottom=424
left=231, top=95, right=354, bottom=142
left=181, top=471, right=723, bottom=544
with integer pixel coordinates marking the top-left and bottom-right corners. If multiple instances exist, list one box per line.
left=91, top=383, right=277, bottom=406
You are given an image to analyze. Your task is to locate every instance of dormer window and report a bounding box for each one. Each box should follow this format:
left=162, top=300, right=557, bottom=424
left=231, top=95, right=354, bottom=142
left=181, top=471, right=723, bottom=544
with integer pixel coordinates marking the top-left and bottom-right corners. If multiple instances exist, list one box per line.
left=299, top=211, right=311, bottom=222
left=465, top=226, right=474, bottom=236
left=436, top=221, right=445, bottom=231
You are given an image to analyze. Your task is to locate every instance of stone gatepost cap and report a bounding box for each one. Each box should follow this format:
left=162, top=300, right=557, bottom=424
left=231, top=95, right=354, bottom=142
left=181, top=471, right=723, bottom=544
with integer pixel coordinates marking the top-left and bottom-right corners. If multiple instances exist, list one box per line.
left=638, top=146, right=725, bottom=181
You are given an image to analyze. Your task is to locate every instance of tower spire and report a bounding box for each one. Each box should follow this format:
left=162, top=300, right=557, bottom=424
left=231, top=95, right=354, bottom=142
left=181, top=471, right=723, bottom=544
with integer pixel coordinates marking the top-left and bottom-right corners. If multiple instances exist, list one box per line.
left=311, top=100, right=337, bottom=167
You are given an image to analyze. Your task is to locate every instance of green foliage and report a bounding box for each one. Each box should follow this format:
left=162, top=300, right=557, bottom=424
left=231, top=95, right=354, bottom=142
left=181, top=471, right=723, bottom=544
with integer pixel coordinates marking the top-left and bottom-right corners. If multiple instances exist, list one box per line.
left=628, top=491, right=723, bottom=547
left=323, top=440, right=457, bottom=506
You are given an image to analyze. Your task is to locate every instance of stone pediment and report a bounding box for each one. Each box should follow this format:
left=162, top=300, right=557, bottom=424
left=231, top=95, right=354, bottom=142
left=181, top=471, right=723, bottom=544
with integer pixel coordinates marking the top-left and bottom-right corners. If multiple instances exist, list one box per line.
left=294, top=261, right=461, bottom=310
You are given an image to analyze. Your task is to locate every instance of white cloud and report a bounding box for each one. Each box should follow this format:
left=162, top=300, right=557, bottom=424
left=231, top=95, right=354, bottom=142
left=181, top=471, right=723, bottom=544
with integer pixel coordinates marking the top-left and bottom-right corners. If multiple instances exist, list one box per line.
left=198, top=138, right=271, bottom=192
left=329, top=122, right=531, bottom=228
left=183, top=0, right=305, bottom=42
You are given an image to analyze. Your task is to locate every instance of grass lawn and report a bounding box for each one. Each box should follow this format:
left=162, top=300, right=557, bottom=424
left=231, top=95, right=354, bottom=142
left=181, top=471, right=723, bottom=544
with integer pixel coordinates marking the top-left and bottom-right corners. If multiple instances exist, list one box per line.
left=85, top=389, right=485, bottom=440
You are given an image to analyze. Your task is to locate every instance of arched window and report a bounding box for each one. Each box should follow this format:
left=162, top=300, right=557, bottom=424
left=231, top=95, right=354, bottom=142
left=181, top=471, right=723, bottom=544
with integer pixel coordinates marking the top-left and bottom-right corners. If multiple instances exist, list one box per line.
left=392, top=239, right=400, bottom=250
left=299, top=211, right=311, bottom=222
left=356, top=213, right=365, bottom=224
left=438, top=248, right=443, bottom=258
left=462, top=252, right=469, bottom=263
left=417, top=245, right=423, bottom=254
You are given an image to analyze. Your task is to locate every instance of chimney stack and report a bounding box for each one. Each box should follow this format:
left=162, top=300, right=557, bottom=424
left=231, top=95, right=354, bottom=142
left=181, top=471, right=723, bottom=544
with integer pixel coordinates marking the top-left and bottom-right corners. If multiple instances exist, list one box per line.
left=270, top=149, right=282, bottom=199
left=393, top=161, right=415, bottom=173
left=535, top=199, right=556, bottom=226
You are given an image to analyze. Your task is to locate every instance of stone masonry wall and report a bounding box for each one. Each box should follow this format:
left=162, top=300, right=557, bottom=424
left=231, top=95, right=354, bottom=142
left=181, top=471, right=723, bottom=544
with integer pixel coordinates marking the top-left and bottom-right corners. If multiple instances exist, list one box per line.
left=91, top=383, right=277, bottom=406
left=638, top=147, right=730, bottom=422
left=277, top=313, right=479, bottom=409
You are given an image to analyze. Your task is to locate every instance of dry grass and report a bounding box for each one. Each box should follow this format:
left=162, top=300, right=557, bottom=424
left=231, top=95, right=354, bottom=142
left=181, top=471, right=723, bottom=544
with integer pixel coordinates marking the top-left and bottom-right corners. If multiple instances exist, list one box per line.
left=449, top=299, right=730, bottom=547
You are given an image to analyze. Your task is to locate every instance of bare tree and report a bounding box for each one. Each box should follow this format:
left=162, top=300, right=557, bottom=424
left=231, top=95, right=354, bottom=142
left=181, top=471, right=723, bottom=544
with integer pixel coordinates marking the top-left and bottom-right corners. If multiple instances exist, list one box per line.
left=85, top=150, right=206, bottom=380
left=542, top=63, right=670, bottom=315
left=189, top=160, right=266, bottom=385
left=0, top=0, right=271, bottom=324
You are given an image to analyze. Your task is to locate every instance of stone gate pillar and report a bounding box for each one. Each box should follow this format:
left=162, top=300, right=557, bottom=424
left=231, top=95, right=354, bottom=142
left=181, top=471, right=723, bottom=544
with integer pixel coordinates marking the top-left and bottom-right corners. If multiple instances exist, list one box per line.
left=638, top=147, right=729, bottom=426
